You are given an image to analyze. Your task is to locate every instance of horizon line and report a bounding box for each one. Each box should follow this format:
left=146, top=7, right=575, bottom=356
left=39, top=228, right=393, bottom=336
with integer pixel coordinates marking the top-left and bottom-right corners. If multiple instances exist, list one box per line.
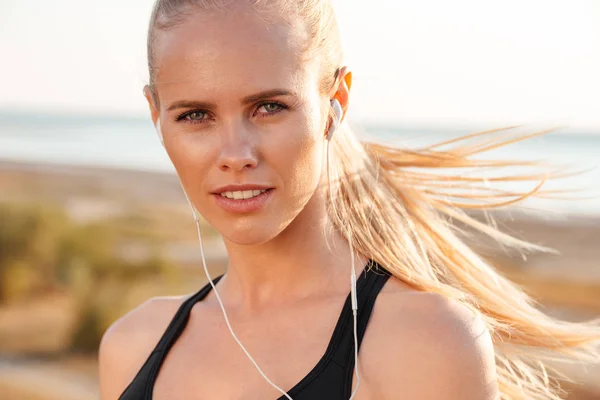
left=1, top=107, right=599, bottom=135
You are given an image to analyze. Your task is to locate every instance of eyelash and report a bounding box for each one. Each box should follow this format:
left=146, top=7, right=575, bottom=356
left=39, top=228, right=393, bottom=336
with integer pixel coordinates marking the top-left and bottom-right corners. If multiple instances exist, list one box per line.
left=175, top=101, right=289, bottom=124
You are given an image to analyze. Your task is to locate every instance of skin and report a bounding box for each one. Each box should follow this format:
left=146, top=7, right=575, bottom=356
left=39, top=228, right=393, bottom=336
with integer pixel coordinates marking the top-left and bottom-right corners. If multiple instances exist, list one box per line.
left=99, top=4, right=499, bottom=400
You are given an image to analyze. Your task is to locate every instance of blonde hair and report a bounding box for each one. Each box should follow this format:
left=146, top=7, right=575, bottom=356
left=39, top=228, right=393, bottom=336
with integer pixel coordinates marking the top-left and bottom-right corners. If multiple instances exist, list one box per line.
left=147, top=1, right=600, bottom=398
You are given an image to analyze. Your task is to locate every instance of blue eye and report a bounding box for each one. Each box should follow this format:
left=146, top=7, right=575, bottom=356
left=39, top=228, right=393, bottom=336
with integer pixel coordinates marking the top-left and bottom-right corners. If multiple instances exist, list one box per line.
left=256, top=102, right=287, bottom=116
left=183, top=111, right=208, bottom=121
left=259, top=103, right=282, bottom=112
left=175, top=110, right=210, bottom=124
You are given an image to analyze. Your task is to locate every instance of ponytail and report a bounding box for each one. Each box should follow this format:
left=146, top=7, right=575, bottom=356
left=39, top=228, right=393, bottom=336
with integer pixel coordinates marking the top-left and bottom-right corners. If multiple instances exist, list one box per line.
left=326, top=124, right=600, bottom=400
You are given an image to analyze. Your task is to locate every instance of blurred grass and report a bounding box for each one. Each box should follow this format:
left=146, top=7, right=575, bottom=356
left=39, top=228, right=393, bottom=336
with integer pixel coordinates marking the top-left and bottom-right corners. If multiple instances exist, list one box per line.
left=0, top=202, right=181, bottom=354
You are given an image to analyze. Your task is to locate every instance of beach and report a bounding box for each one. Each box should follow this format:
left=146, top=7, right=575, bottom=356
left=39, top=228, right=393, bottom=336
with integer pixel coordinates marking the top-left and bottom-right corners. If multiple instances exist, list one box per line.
left=1, top=159, right=599, bottom=399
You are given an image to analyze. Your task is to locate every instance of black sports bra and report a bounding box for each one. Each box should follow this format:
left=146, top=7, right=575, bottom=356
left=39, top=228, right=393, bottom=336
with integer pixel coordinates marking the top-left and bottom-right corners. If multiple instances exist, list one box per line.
left=119, top=260, right=391, bottom=399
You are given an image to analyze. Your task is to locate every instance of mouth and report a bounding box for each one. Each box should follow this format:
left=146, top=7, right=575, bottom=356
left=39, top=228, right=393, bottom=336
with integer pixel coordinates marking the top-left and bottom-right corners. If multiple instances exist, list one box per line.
left=212, top=188, right=274, bottom=213
left=219, top=188, right=270, bottom=200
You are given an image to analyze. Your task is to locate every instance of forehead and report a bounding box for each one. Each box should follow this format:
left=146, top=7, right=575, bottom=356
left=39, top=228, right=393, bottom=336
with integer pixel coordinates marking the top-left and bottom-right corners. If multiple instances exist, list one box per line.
left=153, top=7, right=316, bottom=99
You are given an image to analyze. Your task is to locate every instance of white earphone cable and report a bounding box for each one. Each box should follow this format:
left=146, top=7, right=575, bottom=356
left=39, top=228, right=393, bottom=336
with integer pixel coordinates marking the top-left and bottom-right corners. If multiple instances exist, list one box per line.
left=349, top=246, right=360, bottom=400
left=326, top=126, right=361, bottom=399
left=184, top=189, right=293, bottom=399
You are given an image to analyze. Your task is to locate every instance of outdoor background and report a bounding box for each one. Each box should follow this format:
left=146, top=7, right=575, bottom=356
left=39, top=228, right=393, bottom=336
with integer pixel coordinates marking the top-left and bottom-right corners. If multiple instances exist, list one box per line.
left=1, top=0, right=599, bottom=398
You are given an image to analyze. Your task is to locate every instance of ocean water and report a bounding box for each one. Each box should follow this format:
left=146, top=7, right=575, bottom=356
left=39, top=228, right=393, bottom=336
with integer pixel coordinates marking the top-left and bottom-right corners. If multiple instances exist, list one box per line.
left=0, top=112, right=598, bottom=216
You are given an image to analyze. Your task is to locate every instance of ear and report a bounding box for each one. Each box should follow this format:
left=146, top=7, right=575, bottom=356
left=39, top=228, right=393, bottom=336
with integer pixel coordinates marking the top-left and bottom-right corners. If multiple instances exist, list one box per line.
left=143, top=85, right=160, bottom=126
left=331, top=66, right=352, bottom=122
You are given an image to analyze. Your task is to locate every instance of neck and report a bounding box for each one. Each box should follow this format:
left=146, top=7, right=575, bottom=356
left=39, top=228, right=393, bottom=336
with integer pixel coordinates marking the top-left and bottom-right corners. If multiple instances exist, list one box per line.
left=215, top=194, right=367, bottom=313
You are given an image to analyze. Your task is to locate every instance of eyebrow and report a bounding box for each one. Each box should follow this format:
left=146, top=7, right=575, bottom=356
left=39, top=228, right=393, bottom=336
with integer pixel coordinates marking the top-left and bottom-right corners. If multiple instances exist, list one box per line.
left=241, top=89, right=295, bottom=105
left=166, top=89, right=296, bottom=112
left=167, top=100, right=216, bottom=112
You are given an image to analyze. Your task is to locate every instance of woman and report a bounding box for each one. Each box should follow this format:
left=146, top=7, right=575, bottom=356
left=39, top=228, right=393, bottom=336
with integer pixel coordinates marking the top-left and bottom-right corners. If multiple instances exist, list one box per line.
left=99, top=1, right=600, bottom=399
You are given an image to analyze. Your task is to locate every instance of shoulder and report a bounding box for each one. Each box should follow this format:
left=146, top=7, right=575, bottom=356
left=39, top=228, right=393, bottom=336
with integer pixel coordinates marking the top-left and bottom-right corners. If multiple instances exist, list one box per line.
left=361, top=279, right=499, bottom=399
left=98, top=294, right=190, bottom=400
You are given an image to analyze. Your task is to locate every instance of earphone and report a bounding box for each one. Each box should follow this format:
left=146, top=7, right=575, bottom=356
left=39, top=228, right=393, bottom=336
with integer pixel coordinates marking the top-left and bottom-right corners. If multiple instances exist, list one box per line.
left=327, top=98, right=343, bottom=141
left=154, top=98, right=361, bottom=399
left=155, top=117, right=164, bottom=146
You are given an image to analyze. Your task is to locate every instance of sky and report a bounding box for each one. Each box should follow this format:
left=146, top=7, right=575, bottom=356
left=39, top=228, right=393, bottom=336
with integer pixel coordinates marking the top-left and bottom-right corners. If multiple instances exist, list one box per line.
left=1, top=0, right=599, bottom=131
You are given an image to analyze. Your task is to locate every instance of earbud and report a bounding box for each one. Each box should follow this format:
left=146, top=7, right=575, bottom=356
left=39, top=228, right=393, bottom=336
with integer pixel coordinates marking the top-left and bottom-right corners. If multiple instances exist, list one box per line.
left=155, top=117, right=164, bottom=147
left=327, top=98, right=343, bottom=141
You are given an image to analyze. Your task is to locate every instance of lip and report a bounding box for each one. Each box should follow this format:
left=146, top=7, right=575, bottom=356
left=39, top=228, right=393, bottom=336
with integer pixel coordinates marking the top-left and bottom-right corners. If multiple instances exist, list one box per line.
left=212, top=184, right=273, bottom=194
left=212, top=188, right=274, bottom=214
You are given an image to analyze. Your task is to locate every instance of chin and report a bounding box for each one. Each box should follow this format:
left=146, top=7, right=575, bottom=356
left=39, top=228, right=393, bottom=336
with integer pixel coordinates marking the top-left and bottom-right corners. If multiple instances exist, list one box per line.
left=219, top=219, right=285, bottom=246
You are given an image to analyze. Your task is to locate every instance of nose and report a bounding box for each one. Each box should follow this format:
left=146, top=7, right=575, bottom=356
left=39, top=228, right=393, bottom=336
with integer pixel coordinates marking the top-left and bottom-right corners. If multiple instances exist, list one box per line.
left=217, top=121, right=258, bottom=172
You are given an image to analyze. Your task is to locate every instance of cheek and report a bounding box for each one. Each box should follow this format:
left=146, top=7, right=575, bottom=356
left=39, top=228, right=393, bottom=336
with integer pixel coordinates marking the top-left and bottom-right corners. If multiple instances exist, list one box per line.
left=273, top=105, right=326, bottom=194
left=163, top=132, right=216, bottom=201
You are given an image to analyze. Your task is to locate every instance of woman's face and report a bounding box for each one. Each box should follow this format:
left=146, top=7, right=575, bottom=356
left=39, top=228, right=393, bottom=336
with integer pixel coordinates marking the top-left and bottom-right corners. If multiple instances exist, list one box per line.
left=146, top=7, right=333, bottom=245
